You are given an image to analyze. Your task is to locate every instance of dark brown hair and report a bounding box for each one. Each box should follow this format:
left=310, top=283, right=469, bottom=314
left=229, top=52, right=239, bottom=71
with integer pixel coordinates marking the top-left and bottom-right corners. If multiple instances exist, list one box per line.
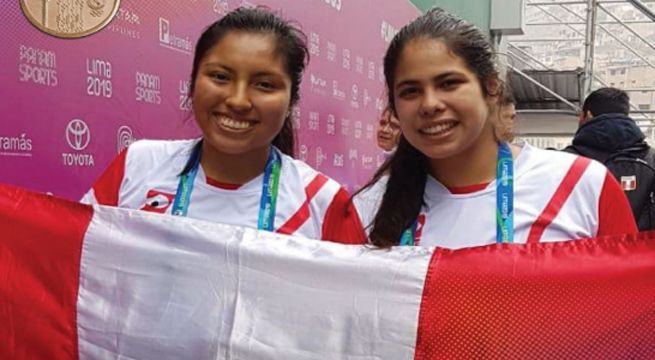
left=189, top=7, right=308, bottom=156
left=358, top=8, right=503, bottom=247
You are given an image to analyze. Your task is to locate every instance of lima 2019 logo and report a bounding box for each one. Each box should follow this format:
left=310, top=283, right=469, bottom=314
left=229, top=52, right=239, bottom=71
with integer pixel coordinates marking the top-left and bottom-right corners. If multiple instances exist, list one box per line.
left=63, top=119, right=94, bottom=166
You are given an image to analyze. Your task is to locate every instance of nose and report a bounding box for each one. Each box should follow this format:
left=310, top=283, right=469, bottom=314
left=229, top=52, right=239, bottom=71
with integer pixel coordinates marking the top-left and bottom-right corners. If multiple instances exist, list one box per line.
left=420, top=87, right=446, bottom=118
left=225, top=82, right=252, bottom=113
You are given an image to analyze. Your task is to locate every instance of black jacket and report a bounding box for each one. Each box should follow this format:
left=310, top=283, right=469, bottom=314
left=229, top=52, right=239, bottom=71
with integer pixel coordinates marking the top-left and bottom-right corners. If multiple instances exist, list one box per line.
left=563, top=113, right=650, bottom=160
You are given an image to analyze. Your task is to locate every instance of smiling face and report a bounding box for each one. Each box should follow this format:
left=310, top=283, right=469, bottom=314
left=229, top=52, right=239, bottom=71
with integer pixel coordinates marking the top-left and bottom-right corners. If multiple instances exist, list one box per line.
left=377, top=109, right=401, bottom=151
left=191, top=31, right=292, bottom=157
left=392, top=38, right=496, bottom=161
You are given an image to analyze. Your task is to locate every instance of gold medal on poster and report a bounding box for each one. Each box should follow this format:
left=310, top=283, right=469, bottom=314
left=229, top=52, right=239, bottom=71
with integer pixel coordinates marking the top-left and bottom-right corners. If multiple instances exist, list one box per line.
left=20, top=0, right=121, bottom=39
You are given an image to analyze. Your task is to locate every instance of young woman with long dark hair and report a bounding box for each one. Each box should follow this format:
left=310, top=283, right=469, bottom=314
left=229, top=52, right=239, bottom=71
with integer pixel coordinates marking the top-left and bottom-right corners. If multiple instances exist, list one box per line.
left=355, top=8, right=637, bottom=248
left=83, top=7, right=366, bottom=244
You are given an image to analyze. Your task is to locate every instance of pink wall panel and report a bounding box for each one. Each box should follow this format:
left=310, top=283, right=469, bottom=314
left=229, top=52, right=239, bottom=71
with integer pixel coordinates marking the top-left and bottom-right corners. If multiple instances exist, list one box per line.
left=0, top=0, right=419, bottom=199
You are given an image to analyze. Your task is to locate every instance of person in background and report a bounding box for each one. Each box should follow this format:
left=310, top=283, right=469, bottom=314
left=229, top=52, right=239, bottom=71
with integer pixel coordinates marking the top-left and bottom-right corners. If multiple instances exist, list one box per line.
left=500, top=86, right=517, bottom=128
left=564, top=87, right=655, bottom=230
left=496, top=82, right=517, bottom=142
left=376, top=106, right=402, bottom=153
left=82, top=7, right=366, bottom=244
left=354, top=8, right=637, bottom=248
left=355, top=106, right=401, bottom=226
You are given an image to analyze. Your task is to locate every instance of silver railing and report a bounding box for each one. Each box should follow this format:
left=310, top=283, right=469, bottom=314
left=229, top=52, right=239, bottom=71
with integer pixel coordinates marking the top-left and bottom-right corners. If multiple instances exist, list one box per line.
left=505, top=0, right=655, bottom=130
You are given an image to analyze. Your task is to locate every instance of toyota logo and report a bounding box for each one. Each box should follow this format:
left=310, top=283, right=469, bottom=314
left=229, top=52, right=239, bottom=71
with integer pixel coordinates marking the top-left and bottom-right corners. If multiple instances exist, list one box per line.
left=66, top=119, right=91, bottom=151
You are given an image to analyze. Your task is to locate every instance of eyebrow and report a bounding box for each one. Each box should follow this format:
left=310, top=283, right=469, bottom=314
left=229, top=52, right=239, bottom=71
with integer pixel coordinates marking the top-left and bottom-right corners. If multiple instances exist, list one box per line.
left=202, top=62, right=284, bottom=78
left=202, top=62, right=233, bottom=72
left=395, top=71, right=462, bottom=89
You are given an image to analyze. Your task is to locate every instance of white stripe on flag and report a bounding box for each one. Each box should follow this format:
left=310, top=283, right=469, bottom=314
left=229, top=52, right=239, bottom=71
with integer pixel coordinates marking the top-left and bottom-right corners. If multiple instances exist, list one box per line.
left=77, top=205, right=433, bottom=359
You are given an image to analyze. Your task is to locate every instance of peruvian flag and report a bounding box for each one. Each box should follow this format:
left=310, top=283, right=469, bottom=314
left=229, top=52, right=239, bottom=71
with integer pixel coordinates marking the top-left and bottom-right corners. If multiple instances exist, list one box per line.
left=1, top=184, right=654, bottom=359
left=621, top=175, right=637, bottom=191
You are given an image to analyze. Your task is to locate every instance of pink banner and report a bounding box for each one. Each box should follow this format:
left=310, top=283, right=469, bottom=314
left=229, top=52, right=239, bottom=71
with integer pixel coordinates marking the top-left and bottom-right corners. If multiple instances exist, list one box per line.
left=0, top=0, right=419, bottom=200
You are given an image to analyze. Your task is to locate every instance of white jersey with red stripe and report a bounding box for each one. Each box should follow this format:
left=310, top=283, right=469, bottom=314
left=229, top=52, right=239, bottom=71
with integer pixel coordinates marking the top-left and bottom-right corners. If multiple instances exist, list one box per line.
left=82, top=139, right=366, bottom=244
left=354, top=143, right=637, bottom=249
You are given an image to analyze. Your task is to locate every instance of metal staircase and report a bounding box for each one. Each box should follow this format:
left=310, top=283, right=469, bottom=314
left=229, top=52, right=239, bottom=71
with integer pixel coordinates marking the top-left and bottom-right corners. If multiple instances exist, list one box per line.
left=502, top=0, right=655, bottom=146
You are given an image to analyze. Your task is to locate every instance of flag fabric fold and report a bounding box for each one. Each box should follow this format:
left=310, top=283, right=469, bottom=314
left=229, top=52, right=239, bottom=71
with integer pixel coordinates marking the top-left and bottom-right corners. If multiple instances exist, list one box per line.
left=0, top=184, right=654, bottom=359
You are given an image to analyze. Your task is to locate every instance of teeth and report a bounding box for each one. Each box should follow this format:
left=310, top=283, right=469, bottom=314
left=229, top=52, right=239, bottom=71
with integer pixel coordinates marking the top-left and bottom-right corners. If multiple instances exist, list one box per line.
left=422, top=122, right=457, bottom=135
left=218, top=116, right=253, bottom=130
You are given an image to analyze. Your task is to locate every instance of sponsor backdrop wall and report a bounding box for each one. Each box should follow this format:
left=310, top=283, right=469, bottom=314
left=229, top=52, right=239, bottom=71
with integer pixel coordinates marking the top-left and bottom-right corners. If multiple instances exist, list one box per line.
left=0, top=0, right=420, bottom=200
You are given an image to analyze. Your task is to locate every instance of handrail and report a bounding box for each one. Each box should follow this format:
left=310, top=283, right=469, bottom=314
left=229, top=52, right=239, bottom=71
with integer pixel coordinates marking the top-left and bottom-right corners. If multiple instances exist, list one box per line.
left=507, top=44, right=551, bottom=69
left=546, top=2, right=655, bottom=73
left=626, top=0, right=655, bottom=22
left=597, top=4, right=655, bottom=53
left=516, top=109, right=579, bottom=115
left=552, top=1, right=655, bottom=118
left=505, top=50, right=542, bottom=69
left=513, top=0, right=655, bottom=121
left=582, top=0, right=597, bottom=98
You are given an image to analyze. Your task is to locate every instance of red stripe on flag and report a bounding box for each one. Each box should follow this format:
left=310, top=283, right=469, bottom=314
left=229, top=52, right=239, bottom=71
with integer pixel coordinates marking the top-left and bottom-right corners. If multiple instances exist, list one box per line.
left=415, top=233, right=655, bottom=359
left=276, top=174, right=329, bottom=235
left=0, top=185, right=93, bottom=360
left=526, top=156, right=591, bottom=244
left=93, top=149, right=127, bottom=206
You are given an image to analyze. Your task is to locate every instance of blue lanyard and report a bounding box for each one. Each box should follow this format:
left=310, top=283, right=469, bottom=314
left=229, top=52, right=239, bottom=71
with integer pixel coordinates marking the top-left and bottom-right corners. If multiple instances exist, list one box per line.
left=171, top=143, right=202, bottom=217
left=400, top=142, right=514, bottom=245
left=171, top=143, right=282, bottom=231
left=495, top=142, right=514, bottom=243
left=257, top=148, right=282, bottom=231
left=400, top=221, right=417, bottom=246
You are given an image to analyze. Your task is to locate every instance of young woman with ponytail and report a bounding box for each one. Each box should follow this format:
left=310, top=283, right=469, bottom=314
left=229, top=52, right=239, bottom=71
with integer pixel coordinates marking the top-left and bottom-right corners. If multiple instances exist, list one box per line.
left=355, top=8, right=636, bottom=248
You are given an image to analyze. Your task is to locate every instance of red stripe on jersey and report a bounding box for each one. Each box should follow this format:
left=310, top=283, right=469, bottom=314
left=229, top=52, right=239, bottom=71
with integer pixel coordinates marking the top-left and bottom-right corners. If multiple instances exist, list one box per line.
left=321, top=188, right=368, bottom=244
left=527, top=156, right=591, bottom=244
left=205, top=177, right=242, bottom=190
left=447, top=182, right=490, bottom=194
left=276, top=174, right=329, bottom=235
left=414, top=214, right=427, bottom=246
left=92, top=149, right=128, bottom=206
left=0, top=184, right=92, bottom=360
